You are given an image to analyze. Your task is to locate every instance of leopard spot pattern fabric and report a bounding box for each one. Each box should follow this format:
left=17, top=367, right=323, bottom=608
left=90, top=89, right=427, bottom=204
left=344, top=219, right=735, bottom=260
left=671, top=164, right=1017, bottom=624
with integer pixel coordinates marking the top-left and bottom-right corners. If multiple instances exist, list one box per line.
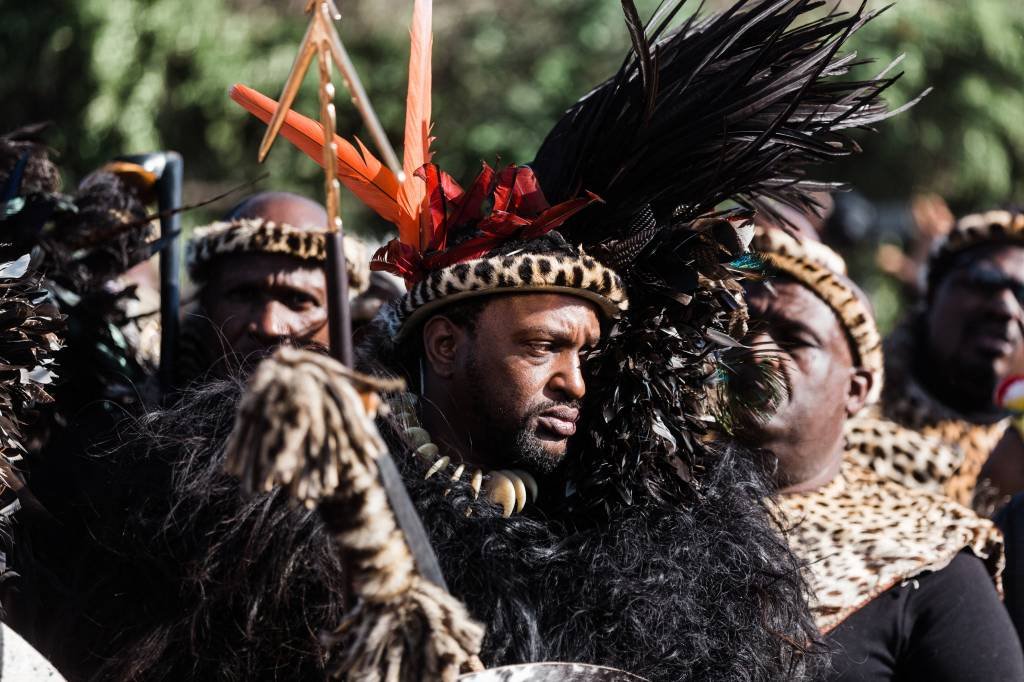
left=845, top=413, right=961, bottom=496
left=864, top=316, right=1011, bottom=509
left=390, top=249, right=628, bottom=340
left=777, top=459, right=1003, bottom=634
left=186, top=218, right=370, bottom=294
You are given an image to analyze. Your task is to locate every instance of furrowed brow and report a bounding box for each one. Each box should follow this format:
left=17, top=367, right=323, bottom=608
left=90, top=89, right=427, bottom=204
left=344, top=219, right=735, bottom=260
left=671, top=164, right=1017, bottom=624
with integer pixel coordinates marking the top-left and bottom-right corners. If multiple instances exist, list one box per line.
left=514, top=325, right=567, bottom=340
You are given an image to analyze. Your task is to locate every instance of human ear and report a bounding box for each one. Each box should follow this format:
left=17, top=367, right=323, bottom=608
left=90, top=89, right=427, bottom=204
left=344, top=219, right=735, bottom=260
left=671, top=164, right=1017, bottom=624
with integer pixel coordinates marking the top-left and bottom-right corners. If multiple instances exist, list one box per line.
left=421, top=316, right=461, bottom=379
left=845, top=367, right=872, bottom=417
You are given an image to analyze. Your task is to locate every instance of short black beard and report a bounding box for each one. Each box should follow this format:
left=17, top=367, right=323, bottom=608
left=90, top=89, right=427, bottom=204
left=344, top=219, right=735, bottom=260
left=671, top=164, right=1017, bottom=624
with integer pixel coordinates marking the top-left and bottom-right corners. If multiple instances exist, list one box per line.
left=912, top=315, right=1003, bottom=418
left=508, top=427, right=558, bottom=474
left=464, top=350, right=574, bottom=475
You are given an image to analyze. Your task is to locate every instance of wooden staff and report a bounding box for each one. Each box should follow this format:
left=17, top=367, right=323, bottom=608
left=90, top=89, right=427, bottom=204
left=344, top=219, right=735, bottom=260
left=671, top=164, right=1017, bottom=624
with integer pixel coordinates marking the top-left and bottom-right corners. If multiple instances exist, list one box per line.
left=250, top=0, right=448, bottom=592
left=315, top=38, right=353, bottom=366
left=255, top=0, right=402, bottom=365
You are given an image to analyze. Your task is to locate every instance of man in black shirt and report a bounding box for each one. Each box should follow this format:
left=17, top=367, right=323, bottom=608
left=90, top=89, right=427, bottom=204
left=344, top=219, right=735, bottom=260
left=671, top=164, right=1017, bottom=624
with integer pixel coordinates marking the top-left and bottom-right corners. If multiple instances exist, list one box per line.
left=736, top=226, right=1024, bottom=680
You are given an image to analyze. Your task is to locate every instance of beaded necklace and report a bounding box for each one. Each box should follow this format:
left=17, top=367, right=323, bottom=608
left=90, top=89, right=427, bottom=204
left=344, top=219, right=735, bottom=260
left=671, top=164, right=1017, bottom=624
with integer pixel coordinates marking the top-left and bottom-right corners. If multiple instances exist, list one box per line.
left=389, top=394, right=538, bottom=517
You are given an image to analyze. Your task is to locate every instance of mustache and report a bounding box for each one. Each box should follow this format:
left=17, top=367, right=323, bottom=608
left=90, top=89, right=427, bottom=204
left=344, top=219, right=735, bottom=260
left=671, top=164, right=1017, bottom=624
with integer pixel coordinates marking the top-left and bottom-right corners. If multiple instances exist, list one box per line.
left=527, top=399, right=582, bottom=418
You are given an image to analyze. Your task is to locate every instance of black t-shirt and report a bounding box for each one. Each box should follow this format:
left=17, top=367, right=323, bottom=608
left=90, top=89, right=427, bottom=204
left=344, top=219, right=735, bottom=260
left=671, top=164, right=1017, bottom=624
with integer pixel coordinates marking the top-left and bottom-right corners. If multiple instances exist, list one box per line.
left=825, top=551, right=1024, bottom=681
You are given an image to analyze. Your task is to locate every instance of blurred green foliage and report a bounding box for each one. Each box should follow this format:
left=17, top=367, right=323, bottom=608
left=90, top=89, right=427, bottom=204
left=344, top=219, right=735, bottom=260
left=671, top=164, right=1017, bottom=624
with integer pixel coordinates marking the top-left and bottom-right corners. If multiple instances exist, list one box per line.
left=1, top=0, right=1021, bottom=235
left=1, top=0, right=658, bottom=234
left=833, top=0, right=1024, bottom=213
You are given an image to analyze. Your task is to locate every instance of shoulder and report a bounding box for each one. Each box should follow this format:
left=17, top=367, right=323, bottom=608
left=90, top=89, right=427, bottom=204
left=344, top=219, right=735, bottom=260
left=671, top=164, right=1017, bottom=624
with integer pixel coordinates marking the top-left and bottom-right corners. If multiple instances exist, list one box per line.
left=781, top=462, right=1003, bottom=633
left=844, top=414, right=960, bottom=494
left=842, top=462, right=1002, bottom=579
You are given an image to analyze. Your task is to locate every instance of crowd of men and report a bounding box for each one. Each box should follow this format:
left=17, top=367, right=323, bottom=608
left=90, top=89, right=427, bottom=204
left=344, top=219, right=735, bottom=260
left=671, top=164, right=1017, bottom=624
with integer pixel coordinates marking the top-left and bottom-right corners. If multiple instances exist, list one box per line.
left=3, top=0, right=1024, bottom=680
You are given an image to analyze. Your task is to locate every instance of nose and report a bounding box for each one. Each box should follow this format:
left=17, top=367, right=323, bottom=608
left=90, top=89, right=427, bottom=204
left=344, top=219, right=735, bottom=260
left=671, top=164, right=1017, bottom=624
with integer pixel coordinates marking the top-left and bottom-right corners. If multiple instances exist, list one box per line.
left=247, top=300, right=294, bottom=345
left=741, top=330, right=792, bottom=402
left=549, top=352, right=587, bottom=402
left=985, top=287, right=1023, bottom=322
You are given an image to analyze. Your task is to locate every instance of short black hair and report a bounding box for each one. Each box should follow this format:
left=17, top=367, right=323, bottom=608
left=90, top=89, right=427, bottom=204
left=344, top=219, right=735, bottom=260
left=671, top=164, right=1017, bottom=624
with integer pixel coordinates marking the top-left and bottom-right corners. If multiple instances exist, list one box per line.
left=434, top=296, right=489, bottom=335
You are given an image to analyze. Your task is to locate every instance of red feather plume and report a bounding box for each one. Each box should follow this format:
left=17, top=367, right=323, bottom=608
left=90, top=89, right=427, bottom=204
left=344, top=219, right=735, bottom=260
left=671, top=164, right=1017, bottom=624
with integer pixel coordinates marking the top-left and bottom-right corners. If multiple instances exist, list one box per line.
left=371, top=162, right=600, bottom=284
left=230, top=83, right=402, bottom=226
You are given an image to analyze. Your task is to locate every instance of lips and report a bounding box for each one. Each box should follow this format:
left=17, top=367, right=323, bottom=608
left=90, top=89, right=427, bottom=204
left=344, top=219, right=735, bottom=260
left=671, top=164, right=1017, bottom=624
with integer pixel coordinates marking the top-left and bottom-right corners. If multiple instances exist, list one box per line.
left=536, top=407, right=579, bottom=438
left=973, top=334, right=1014, bottom=357
left=969, top=323, right=1017, bottom=358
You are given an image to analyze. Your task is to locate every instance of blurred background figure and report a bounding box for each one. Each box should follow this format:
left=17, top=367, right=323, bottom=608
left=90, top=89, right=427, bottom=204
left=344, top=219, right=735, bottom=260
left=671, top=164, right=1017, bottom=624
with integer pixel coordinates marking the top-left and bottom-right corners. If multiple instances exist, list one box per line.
left=847, top=210, right=1024, bottom=514
left=0, top=126, right=168, bottom=679
left=820, top=191, right=955, bottom=330
left=181, top=191, right=370, bottom=384
left=351, top=270, right=403, bottom=345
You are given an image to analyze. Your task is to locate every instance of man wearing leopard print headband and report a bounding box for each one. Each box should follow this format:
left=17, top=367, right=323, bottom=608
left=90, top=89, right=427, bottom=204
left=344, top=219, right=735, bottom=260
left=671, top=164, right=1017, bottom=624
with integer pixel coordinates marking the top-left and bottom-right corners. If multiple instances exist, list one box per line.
left=180, top=191, right=371, bottom=383
left=845, top=209, right=1024, bottom=513
left=73, top=1, right=923, bottom=679
left=737, top=226, right=1023, bottom=680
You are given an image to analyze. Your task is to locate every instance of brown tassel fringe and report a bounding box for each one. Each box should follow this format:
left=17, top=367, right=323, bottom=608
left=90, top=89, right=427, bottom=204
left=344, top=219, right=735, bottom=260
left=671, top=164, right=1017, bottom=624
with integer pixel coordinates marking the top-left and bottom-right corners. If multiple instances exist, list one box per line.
left=223, top=347, right=483, bottom=681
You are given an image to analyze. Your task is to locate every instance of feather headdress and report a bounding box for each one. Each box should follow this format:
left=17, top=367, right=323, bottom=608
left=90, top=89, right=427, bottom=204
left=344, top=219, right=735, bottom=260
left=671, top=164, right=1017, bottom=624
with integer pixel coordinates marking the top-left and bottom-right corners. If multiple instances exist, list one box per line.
left=524, top=0, right=920, bottom=510
left=230, top=0, right=629, bottom=335
left=231, top=0, right=916, bottom=510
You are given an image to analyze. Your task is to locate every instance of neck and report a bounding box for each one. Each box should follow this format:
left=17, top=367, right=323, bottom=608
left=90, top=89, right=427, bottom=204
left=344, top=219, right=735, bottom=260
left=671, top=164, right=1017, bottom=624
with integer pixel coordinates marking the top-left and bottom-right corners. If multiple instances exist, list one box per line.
left=419, top=388, right=483, bottom=467
left=402, top=389, right=539, bottom=517
left=778, top=440, right=844, bottom=495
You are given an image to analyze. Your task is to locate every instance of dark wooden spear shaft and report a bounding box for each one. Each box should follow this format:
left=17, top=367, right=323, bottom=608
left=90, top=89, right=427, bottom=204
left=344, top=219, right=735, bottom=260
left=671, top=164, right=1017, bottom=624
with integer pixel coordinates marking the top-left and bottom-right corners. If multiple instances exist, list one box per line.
left=326, top=230, right=353, bottom=366
left=115, top=151, right=183, bottom=396
left=316, top=44, right=354, bottom=369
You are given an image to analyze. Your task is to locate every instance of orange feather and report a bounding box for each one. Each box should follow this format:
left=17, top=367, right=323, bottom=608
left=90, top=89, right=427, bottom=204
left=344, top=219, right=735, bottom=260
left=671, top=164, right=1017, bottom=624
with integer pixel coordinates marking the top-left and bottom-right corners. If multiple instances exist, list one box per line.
left=397, top=0, right=434, bottom=249
left=230, top=83, right=402, bottom=226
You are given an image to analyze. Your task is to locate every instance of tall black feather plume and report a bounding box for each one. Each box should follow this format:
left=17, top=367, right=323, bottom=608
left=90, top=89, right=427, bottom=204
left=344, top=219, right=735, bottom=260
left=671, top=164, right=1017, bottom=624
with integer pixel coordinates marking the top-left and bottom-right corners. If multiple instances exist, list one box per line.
left=533, top=0, right=924, bottom=234
left=531, top=0, right=921, bottom=512
left=620, top=0, right=660, bottom=124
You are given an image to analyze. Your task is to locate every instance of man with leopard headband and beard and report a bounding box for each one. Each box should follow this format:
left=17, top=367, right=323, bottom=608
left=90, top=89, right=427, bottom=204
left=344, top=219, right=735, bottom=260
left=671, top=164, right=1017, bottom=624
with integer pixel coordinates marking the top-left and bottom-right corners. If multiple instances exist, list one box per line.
left=846, top=209, right=1024, bottom=514
left=65, top=0, right=916, bottom=679
left=180, top=190, right=370, bottom=384
left=381, top=249, right=619, bottom=506
left=738, top=227, right=1023, bottom=679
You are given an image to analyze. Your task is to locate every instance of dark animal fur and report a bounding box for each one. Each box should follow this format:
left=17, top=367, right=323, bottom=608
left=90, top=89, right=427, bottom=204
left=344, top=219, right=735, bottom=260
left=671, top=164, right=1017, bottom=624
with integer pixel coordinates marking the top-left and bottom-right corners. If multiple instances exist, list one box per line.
left=19, top=349, right=821, bottom=681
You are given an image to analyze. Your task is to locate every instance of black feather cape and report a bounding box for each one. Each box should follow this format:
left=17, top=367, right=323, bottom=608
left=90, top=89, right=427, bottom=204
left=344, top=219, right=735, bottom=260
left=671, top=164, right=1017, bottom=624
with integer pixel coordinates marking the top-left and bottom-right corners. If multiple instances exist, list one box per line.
left=34, top=375, right=817, bottom=682
left=530, top=0, right=920, bottom=512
